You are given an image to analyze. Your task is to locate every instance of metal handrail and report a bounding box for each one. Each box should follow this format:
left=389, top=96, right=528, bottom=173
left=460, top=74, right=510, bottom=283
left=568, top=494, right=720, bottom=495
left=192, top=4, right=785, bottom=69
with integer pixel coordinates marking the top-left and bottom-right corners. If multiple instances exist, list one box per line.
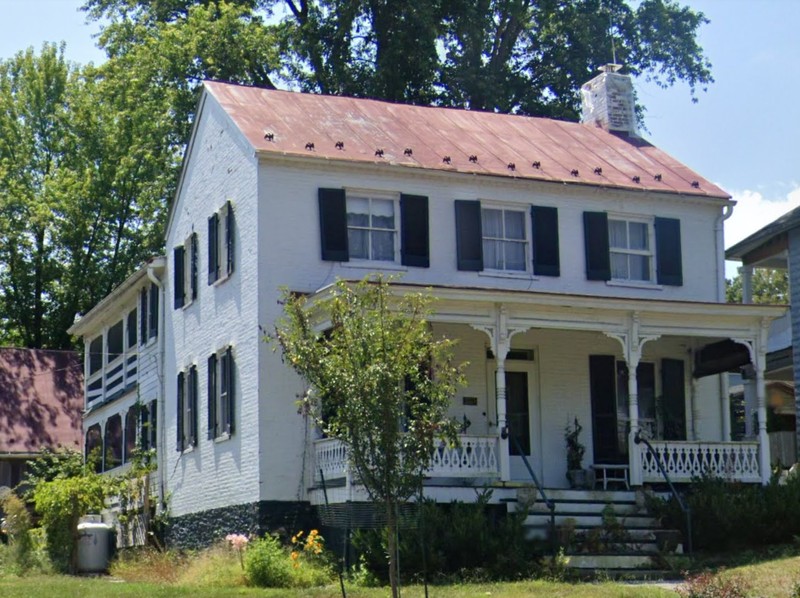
left=634, top=431, right=693, bottom=554
left=509, top=434, right=556, bottom=556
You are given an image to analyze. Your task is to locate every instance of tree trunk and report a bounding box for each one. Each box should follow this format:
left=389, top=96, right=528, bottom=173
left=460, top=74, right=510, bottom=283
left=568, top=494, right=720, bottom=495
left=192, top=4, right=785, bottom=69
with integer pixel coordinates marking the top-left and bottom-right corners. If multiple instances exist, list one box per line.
left=386, top=500, right=399, bottom=598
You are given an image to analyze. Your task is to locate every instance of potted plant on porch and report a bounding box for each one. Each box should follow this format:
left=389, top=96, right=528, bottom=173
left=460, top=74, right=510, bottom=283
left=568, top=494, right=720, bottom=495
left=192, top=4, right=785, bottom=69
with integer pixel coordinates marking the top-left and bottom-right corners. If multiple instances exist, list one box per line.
left=565, top=417, right=589, bottom=489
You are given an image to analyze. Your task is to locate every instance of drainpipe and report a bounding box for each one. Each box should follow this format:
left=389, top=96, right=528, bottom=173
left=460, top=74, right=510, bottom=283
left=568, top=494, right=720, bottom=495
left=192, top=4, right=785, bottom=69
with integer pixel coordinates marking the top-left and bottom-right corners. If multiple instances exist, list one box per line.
left=147, top=260, right=166, bottom=512
left=716, top=204, right=735, bottom=442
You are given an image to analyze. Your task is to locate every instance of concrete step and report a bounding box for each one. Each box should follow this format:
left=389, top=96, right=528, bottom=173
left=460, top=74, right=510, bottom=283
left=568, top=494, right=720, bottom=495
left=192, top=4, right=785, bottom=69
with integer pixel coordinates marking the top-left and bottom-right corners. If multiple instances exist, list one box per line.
left=525, top=513, right=659, bottom=528
left=564, top=553, right=656, bottom=570
left=527, top=500, right=645, bottom=515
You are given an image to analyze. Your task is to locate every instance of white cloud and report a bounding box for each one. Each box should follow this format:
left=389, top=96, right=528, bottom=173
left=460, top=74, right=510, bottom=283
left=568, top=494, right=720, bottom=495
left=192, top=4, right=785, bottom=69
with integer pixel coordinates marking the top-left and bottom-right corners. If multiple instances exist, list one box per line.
left=725, top=185, right=800, bottom=248
left=723, top=185, right=800, bottom=278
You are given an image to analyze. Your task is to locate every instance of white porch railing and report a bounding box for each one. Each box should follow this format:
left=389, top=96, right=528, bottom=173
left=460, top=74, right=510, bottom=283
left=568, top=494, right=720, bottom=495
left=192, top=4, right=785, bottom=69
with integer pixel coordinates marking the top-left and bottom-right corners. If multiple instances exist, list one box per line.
left=312, top=435, right=500, bottom=483
left=638, top=441, right=761, bottom=483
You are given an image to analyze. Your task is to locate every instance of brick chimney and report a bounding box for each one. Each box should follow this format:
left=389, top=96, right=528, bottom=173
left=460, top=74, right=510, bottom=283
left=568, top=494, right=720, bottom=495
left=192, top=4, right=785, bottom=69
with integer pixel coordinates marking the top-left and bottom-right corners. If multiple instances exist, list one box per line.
left=580, top=64, right=638, bottom=137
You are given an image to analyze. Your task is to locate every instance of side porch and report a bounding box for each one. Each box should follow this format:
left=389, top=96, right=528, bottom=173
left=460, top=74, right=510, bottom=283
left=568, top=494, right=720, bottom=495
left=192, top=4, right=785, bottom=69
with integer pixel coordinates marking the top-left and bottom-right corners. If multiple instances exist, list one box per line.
left=306, top=286, right=784, bottom=505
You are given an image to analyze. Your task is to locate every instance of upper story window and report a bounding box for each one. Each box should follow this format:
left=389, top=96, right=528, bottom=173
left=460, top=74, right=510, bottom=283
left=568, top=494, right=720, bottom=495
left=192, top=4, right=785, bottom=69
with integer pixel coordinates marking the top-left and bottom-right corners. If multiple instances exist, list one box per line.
left=481, top=207, right=527, bottom=272
left=208, top=201, right=235, bottom=285
left=107, top=320, right=124, bottom=363
left=583, top=212, right=683, bottom=286
left=89, top=336, right=103, bottom=375
left=455, top=200, right=560, bottom=276
left=140, top=284, right=160, bottom=343
left=127, top=309, right=137, bottom=349
left=173, top=233, right=198, bottom=309
left=319, top=188, right=430, bottom=268
left=347, top=196, right=397, bottom=262
left=608, top=218, right=653, bottom=282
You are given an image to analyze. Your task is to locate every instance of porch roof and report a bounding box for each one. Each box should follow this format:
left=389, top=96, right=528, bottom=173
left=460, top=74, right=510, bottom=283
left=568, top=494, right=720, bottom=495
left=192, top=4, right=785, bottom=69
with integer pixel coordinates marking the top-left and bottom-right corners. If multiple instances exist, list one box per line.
left=310, top=281, right=785, bottom=340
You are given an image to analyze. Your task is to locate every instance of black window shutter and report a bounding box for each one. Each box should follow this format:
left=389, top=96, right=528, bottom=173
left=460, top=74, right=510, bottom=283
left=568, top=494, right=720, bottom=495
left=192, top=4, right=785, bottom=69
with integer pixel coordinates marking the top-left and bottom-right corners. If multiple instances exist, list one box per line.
left=207, top=354, right=217, bottom=440
left=190, top=233, right=198, bottom=300
left=531, top=206, right=560, bottom=276
left=455, top=200, right=483, bottom=271
left=208, top=213, right=219, bottom=284
left=173, top=246, right=185, bottom=309
left=225, top=201, right=235, bottom=275
left=149, top=284, right=158, bottom=338
left=140, top=404, right=150, bottom=451
left=589, top=355, right=622, bottom=463
left=661, top=358, right=687, bottom=440
left=583, top=212, right=611, bottom=281
left=189, top=366, right=198, bottom=447
left=400, top=194, right=429, bottom=268
left=150, top=400, right=158, bottom=449
left=226, top=347, right=235, bottom=434
left=318, top=188, right=348, bottom=261
left=655, top=217, right=683, bottom=286
left=139, top=288, right=147, bottom=344
left=176, top=372, right=185, bottom=451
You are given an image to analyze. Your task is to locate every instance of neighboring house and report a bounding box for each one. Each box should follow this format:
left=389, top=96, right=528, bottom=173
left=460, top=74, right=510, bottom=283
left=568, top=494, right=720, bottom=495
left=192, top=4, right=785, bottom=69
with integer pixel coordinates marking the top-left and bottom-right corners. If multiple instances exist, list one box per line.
left=72, top=66, right=785, bottom=546
left=67, top=258, right=165, bottom=477
left=0, top=347, right=83, bottom=491
left=727, top=208, right=800, bottom=461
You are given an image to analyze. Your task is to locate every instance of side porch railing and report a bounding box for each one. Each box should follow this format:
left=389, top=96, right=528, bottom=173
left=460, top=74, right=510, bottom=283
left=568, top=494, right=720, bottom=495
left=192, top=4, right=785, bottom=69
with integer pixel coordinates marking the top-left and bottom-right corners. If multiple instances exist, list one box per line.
left=637, top=440, right=760, bottom=483
left=312, top=434, right=500, bottom=484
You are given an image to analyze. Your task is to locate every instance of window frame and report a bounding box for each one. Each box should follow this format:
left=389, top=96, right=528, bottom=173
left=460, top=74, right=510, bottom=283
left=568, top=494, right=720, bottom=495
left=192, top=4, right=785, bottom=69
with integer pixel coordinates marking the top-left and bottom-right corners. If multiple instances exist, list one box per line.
left=607, top=215, right=655, bottom=283
left=345, top=191, right=400, bottom=264
left=208, top=346, right=235, bottom=440
left=208, top=201, right=235, bottom=286
left=480, top=203, right=530, bottom=273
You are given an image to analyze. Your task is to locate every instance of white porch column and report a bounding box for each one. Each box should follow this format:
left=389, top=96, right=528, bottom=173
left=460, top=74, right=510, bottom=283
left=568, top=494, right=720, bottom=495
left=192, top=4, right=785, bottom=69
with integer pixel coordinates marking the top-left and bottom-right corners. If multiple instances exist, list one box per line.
left=495, top=344, right=510, bottom=481
left=720, top=373, right=731, bottom=441
left=756, top=321, right=772, bottom=485
left=741, top=265, right=754, bottom=304
left=690, top=377, right=700, bottom=440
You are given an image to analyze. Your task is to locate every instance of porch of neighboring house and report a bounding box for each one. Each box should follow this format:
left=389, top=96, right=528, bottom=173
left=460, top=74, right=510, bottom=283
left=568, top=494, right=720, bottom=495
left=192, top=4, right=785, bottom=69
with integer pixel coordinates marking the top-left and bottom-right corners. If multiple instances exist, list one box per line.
left=307, top=287, right=784, bottom=506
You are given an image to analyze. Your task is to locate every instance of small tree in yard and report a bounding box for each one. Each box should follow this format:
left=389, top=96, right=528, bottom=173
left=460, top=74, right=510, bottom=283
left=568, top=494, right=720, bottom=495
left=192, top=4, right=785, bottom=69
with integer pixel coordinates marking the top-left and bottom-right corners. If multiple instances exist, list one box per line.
left=273, top=276, right=465, bottom=597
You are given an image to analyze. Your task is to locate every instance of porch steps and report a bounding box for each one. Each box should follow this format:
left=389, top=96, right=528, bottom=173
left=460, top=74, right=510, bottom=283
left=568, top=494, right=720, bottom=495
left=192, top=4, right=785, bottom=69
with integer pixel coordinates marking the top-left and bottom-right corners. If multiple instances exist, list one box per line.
left=512, top=487, right=682, bottom=580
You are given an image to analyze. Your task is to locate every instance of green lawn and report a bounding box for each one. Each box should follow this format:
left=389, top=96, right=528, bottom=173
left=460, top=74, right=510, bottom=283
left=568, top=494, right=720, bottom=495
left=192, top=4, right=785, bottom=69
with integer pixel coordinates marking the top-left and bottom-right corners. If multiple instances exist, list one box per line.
left=0, top=576, right=675, bottom=598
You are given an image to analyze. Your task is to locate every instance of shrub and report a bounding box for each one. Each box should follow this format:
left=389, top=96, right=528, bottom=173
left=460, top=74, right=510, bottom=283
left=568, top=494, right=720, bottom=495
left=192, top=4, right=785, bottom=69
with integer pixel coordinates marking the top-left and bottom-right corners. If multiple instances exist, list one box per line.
left=244, top=534, right=293, bottom=588
left=677, top=570, right=750, bottom=598
left=1, top=493, right=33, bottom=574
left=352, top=493, right=540, bottom=583
left=652, top=474, right=800, bottom=551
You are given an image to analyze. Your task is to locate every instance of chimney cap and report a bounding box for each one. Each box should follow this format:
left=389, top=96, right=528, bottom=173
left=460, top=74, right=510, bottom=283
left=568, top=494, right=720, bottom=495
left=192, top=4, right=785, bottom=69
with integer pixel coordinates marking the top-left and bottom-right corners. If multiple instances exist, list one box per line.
left=599, top=64, right=623, bottom=73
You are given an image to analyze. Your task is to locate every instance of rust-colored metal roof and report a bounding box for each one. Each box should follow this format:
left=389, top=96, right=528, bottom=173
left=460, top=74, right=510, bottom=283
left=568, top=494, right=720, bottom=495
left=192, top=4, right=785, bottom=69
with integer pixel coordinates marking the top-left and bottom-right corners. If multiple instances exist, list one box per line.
left=205, top=81, right=729, bottom=200
left=0, top=348, right=83, bottom=454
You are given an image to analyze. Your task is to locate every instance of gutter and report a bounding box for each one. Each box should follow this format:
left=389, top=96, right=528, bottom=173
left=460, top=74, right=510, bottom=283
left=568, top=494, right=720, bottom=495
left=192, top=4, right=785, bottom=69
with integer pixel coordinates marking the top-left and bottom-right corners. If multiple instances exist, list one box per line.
left=715, top=203, right=735, bottom=302
left=146, top=259, right=167, bottom=513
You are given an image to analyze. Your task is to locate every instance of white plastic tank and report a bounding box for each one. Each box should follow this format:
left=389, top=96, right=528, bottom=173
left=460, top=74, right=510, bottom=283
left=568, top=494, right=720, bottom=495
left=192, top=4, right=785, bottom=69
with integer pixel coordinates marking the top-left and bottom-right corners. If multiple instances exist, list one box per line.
left=77, top=516, right=113, bottom=573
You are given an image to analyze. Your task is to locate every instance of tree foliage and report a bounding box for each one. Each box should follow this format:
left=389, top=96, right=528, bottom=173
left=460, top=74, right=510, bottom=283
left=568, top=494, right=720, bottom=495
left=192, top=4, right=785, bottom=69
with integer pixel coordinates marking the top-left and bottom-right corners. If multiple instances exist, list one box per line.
left=272, top=276, right=465, bottom=596
left=85, top=0, right=712, bottom=118
left=725, top=268, right=789, bottom=305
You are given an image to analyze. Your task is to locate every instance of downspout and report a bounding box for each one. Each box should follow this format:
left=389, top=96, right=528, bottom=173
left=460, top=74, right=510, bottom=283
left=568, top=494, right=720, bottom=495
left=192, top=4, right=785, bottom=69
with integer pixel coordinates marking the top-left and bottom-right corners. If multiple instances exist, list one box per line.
left=716, top=204, right=735, bottom=440
left=147, top=262, right=167, bottom=513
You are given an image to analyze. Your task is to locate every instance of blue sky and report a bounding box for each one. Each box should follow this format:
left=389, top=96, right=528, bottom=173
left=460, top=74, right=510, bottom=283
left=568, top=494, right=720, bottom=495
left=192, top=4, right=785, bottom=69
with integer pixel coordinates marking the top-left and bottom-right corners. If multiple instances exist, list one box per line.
left=0, top=0, right=797, bottom=274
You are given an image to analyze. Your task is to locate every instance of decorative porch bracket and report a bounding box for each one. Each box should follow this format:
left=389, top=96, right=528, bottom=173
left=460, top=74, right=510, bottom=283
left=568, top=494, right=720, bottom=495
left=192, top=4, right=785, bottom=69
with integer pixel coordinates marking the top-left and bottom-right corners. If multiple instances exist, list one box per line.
left=471, top=304, right=530, bottom=482
left=732, top=318, right=772, bottom=485
left=605, top=313, right=660, bottom=487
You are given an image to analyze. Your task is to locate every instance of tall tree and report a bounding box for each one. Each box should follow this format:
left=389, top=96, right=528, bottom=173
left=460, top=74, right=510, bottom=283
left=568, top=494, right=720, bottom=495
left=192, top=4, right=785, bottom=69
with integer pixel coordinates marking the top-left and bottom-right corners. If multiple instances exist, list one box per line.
left=85, top=0, right=713, bottom=115
left=726, top=268, right=789, bottom=305
left=273, top=276, right=465, bottom=598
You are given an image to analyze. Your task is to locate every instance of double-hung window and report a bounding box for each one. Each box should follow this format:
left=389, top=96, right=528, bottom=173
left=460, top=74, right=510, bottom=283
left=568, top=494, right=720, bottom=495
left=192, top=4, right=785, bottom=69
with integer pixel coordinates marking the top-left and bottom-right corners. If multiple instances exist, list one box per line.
left=141, top=284, right=160, bottom=341
left=346, top=195, right=397, bottom=262
left=208, top=201, right=235, bottom=284
left=174, top=233, right=198, bottom=309
left=481, top=207, right=527, bottom=272
left=608, top=218, right=653, bottom=282
left=176, top=365, right=198, bottom=451
left=207, top=346, right=235, bottom=440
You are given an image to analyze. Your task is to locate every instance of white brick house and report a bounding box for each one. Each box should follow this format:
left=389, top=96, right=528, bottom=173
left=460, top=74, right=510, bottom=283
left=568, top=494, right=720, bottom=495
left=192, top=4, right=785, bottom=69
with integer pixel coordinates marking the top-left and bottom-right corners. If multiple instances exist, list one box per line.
left=72, top=70, right=785, bottom=545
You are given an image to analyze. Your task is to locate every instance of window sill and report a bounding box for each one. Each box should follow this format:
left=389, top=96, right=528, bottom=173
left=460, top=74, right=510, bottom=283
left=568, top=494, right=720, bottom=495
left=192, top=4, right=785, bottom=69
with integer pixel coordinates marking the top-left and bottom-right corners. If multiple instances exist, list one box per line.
left=341, top=261, right=407, bottom=272
left=606, top=280, right=663, bottom=291
left=214, top=432, right=232, bottom=444
left=182, top=298, right=197, bottom=311
left=211, top=272, right=232, bottom=287
left=181, top=445, right=196, bottom=456
left=478, top=270, right=535, bottom=281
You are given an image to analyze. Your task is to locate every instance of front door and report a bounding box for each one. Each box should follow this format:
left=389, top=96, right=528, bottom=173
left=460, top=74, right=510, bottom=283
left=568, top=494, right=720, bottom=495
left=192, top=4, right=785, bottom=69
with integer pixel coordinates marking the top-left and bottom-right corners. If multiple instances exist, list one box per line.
left=505, top=364, right=541, bottom=480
